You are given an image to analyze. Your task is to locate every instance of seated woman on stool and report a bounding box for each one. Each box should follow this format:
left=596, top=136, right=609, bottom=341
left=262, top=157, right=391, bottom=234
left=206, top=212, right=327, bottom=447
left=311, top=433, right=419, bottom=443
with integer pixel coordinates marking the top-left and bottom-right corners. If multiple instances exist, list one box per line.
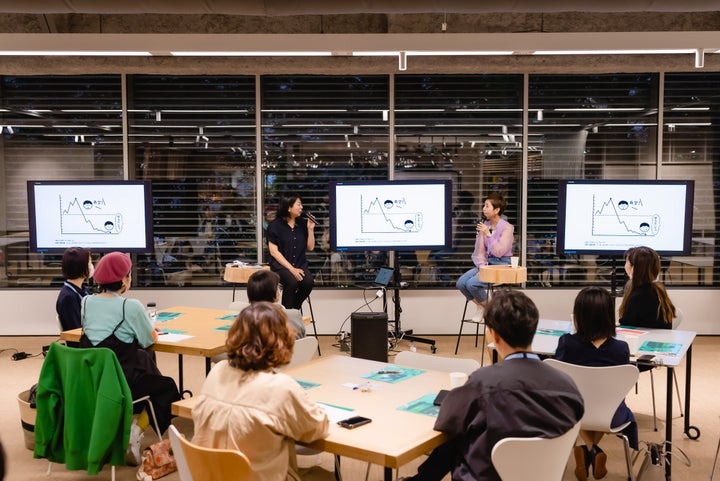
left=266, top=193, right=316, bottom=309
left=456, top=192, right=514, bottom=320
left=555, top=286, right=638, bottom=481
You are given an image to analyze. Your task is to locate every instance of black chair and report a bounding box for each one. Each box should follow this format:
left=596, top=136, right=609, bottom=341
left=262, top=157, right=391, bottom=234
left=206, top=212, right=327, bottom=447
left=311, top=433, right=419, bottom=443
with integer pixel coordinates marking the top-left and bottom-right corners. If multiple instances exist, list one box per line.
left=454, top=298, right=486, bottom=366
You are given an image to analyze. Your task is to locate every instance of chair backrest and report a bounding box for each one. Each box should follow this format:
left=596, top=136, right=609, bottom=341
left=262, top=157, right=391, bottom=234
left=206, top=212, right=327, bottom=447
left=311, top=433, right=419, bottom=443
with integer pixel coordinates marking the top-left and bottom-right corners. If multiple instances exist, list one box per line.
left=491, top=421, right=582, bottom=481
left=34, top=343, right=133, bottom=474
left=284, top=336, right=319, bottom=369
left=395, top=351, right=480, bottom=375
left=168, top=424, right=252, bottom=481
left=169, top=425, right=194, bottom=481
left=673, top=307, right=684, bottom=329
left=544, top=359, right=638, bottom=432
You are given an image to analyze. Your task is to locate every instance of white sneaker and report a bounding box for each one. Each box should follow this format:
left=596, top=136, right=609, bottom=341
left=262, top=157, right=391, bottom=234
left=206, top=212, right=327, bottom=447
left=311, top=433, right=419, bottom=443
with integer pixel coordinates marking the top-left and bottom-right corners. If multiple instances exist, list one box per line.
left=126, top=420, right=145, bottom=466
left=471, top=304, right=484, bottom=321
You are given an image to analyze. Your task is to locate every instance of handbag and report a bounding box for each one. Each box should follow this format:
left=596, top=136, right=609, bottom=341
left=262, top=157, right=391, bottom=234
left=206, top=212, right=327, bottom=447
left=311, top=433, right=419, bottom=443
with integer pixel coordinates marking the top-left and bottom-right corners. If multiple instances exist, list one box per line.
left=635, top=441, right=690, bottom=481
left=136, top=439, right=177, bottom=481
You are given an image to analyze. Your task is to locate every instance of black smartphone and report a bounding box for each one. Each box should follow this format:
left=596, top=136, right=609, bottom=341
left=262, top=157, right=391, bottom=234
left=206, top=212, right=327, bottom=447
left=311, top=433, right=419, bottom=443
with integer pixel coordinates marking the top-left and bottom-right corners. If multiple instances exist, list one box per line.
left=433, top=389, right=450, bottom=406
left=337, top=416, right=372, bottom=429
left=637, top=353, right=656, bottom=363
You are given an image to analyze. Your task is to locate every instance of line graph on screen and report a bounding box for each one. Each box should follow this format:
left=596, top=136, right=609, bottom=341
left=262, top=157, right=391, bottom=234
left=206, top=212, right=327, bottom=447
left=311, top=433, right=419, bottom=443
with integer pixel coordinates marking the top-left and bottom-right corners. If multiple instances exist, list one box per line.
left=59, top=195, right=123, bottom=235
left=360, top=195, right=423, bottom=234
left=592, top=195, right=660, bottom=237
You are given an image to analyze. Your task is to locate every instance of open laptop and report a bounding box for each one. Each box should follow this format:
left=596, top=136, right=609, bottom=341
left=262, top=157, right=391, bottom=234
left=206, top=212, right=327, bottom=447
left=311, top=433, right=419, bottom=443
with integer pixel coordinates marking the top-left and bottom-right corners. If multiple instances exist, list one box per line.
left=356, top=267, right=394, bottom=289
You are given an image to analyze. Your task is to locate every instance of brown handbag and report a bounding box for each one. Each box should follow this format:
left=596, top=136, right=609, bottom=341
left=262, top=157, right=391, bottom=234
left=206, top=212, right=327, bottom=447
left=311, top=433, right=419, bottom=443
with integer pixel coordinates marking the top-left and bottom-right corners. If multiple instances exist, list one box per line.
left=136, top=439, right=177, bottom=480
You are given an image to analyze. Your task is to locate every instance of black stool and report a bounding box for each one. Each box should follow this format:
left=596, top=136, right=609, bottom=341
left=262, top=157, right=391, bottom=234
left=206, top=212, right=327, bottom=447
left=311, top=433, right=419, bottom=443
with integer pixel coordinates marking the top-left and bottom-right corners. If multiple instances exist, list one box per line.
left=454, top=298, right=486, bottom=366
left=300, top=295, right=321, bottom=356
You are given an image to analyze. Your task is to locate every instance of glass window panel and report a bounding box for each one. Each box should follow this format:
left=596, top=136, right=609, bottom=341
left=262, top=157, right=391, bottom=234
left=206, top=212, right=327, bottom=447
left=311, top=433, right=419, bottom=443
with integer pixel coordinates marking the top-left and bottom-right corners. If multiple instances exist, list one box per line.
left=528, top=73, right=659, bottom=287
left=663, top=72, right=718, bottom=286
left=261, top=75, right=390, bottom=287
left=129, top=75, right=256, bottom=287
left=0, top=75, right=123, bottom=287
left=394, top=74, right=524, bottom=287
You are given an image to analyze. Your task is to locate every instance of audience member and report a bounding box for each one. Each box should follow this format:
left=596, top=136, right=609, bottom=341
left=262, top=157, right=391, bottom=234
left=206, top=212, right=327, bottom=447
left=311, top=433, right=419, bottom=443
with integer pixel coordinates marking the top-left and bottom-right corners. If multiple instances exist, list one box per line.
left=619, top=246, right=676, bottom=329
left=267, top=192, right=315, bottom=309
left=405, top=290, right=584, bottom=481
left=556, top=286, right=638, bottom=481
left=79, top=251, right=180, bottom=464
left=56, top=247, right=93, bottom=333
left=456, top=192, right=514, bottom=321
left=192, top=302, right=329, bottom=481
left=247, top=269, right=306, bottom=339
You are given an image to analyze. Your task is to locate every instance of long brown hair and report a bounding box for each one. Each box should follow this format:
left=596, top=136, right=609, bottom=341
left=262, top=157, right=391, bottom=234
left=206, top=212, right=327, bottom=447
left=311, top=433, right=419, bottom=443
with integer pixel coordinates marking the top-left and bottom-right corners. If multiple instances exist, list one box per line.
left=618, top=246, right=675, bottom=325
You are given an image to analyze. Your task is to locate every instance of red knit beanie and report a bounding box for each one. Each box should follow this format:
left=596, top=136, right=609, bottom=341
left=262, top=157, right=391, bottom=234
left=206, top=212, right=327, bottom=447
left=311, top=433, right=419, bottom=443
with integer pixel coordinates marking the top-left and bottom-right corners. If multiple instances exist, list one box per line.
left=93, top=252, right=132, bottom=284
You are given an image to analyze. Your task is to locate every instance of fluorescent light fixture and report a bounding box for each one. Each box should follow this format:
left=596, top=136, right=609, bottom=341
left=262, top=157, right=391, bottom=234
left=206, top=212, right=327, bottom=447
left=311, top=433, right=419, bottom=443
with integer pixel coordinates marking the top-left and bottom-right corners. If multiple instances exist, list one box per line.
left=407, top=50, right=513, bottom=56
left=170, top=51, right=332, bottom=56
left=0, top=50, right=151, bottom=56
left=671, top=107, right=710, bottom=111
left=533, top=49, right=696, bottom=55
left=554, top=108, right=645, bottom=112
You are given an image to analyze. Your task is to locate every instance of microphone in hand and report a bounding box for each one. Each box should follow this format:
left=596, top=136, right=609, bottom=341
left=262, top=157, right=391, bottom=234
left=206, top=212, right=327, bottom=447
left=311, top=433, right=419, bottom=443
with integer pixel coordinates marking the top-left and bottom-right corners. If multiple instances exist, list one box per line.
left=303, top=211, right=318, bottom=224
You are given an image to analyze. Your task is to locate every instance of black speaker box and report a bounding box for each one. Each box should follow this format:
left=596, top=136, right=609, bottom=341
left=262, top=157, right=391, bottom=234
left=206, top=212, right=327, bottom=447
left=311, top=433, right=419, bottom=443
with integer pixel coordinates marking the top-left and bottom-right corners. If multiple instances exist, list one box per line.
left=350, top=311, right=388, bottom=362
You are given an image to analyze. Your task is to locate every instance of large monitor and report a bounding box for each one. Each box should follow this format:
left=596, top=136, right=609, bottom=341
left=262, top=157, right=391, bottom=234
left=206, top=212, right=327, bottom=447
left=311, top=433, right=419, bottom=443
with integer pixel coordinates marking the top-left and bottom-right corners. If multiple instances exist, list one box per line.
left=329, top=179, right=452, bottom=251
left=27, top=180, right=154, bottom=253
left=557, top=179, right=694, bottom=256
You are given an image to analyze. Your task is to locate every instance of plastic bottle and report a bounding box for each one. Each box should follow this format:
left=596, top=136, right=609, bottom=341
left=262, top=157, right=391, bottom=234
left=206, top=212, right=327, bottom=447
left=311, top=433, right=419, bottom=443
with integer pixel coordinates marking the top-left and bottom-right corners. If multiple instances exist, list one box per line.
left=146, top=302, right=157, bottom=323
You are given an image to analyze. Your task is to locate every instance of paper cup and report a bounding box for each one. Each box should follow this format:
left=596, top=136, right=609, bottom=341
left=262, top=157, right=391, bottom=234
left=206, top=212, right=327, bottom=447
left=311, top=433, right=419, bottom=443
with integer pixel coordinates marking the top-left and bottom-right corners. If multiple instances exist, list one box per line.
left=510, top=256, right=519, bottom=268
left=449, top=372, right=468, bottom=388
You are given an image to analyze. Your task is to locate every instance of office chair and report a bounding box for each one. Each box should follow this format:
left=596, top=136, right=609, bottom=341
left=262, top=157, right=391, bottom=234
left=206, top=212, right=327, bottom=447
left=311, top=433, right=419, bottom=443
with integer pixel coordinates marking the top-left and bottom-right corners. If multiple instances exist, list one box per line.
left=491, top=421, right=582, bottom=481
left=454, top=298, right=487, bottom=365
left=544, top=359, right=639, bottom=481
left=35, top=343, right=162, bottom=481
left=168, top=425, right=252, bottom=481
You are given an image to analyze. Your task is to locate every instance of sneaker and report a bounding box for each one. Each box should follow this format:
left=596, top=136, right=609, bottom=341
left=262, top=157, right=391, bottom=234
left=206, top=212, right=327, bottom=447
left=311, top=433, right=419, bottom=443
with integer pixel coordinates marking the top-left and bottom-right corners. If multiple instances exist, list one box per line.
left=470, top=304, right=484, bottom=321
left=125, top=420, right=145, bottom=466
left=592, top=445, right=608, bottom=479
left=573, top=445, right=592, bottom=481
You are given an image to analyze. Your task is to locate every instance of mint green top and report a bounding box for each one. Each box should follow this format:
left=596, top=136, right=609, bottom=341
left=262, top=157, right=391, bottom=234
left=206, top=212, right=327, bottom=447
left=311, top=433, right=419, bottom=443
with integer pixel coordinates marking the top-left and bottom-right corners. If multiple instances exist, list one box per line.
left=81, top=295, right=155, bottom=348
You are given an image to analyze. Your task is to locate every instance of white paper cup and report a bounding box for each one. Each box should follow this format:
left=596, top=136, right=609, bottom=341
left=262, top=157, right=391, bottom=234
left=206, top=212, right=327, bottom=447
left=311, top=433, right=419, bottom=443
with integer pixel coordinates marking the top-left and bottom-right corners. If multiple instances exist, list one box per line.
left=510, top=256, right=519, bottom=268
left=449, top=372, right=468, bottom=388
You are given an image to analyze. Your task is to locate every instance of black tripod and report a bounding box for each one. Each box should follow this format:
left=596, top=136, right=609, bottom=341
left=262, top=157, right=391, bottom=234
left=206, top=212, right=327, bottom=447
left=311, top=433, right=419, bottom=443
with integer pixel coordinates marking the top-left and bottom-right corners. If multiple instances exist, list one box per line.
left=389, top=260, right=437, bottom=353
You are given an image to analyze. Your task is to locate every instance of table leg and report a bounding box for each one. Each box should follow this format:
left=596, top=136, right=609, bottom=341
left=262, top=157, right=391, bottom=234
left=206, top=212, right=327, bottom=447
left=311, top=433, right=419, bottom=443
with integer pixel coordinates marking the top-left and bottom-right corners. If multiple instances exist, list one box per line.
left=384, top=466, right=392, bottom=481
left=205, top=356, right=212, bottom=375
left=683, top=345, right=700, bottom=439
left=666, top=367, right=673, bottom=479
left=178, top=353, right=184, bottom=393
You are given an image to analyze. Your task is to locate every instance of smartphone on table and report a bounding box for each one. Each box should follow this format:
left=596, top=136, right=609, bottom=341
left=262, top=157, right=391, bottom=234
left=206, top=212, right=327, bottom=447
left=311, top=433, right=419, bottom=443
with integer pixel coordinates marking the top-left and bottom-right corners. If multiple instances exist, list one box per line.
left=337, top=416, right=372, bottom=429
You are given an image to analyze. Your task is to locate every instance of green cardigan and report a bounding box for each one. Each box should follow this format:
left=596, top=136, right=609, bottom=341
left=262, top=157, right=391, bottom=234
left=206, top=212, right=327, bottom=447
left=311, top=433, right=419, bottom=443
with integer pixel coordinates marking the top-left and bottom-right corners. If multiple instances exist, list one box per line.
left=33, top=343, right=133, bottom=474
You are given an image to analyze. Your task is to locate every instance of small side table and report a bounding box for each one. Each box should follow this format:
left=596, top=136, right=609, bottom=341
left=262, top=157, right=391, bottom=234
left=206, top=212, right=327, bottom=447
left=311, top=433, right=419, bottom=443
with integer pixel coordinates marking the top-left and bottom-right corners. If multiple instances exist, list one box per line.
left=223, top=265, right=270, bottom=301
left=478, top=265, right=527, bottom=297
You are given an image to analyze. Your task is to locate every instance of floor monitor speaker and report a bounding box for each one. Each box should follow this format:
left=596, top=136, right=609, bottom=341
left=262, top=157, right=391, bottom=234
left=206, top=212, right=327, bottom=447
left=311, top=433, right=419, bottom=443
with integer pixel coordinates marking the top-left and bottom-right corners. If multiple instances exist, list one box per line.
left=351, top=311, right=388, bottom=362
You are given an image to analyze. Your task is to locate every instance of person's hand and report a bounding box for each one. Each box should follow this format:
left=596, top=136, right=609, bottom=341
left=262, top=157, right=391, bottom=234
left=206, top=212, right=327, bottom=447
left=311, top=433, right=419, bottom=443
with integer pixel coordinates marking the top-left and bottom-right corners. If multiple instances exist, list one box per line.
left=476, top=223, right=491, bottom=237
left=292, top=267, right=305, bottom=280
left=307, top=218, right=316, bottom=230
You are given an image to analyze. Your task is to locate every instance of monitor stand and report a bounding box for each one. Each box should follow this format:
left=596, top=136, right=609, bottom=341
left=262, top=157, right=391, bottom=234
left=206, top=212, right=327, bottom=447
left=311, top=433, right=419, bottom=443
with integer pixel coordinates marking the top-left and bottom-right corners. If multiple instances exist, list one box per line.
left=389, top=261, right=437, bottom=354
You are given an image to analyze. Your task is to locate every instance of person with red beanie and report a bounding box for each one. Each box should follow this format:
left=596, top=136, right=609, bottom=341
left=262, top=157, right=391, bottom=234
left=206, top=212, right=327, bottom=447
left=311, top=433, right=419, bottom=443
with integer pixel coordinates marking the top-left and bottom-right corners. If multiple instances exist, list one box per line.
left=79, top=251, right=180, bottom=465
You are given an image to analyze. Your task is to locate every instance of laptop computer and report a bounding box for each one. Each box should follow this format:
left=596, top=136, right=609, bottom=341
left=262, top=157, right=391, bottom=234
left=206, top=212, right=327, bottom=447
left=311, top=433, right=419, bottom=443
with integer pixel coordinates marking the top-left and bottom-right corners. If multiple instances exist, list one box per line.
left=356, top=267, right=394, bottom=289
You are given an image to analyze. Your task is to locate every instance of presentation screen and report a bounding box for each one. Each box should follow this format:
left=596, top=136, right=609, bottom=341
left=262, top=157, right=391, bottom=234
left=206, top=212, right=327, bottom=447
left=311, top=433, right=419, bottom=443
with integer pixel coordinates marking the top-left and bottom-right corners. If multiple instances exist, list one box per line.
left=557, top=179, right=694, bottom=256
left=27, top=180, right=154, bottom=253
left=329, top=179, right=452, bottom=251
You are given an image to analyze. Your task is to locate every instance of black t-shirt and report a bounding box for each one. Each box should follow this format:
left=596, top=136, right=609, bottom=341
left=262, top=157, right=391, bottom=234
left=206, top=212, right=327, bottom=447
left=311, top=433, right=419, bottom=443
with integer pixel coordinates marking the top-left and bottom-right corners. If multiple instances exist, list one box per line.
left=266, top=217, right=310, bottom=270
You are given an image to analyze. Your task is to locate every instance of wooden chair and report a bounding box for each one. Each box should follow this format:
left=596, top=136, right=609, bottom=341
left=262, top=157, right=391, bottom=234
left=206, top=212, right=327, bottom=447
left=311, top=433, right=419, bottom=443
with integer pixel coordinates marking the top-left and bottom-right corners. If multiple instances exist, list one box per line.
left=491, top=421, right=582, bottom=481
left=168, top=425, right=252, bottom=481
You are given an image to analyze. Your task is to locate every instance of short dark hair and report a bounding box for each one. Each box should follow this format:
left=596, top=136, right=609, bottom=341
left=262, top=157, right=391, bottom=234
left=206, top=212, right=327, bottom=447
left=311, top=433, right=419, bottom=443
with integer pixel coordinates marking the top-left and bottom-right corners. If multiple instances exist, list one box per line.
left=573, top=286, right=616, bottom=343
left=247, top=269, right=280, bottom=303
left=483, top=289, right=538, bottom=348
left=277, top=193, right=302, bottom=220
left=485, top=192, right=507, bottom=216
left=225, top=302, right=295, bottom=371
left=61, top=247, right=91, bottom=280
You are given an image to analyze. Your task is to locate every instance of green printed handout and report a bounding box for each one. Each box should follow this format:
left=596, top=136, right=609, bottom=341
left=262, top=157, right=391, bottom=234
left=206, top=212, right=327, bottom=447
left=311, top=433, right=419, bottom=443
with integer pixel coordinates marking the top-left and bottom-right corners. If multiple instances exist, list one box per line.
left=156, top=311, right=182, bottom=322
left=397, top=393, right=440, bottom=417
left=361, top=365, right=425, bottom=384
left=638, top=341, right=682, bottom=355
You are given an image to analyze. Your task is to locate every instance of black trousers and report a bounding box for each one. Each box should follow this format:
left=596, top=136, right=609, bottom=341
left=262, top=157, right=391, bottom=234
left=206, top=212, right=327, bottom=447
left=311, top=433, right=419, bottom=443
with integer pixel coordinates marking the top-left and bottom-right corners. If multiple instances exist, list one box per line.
left=129, top=373, right=181, bottom=435
left=275, top=266, right=314, bottom=310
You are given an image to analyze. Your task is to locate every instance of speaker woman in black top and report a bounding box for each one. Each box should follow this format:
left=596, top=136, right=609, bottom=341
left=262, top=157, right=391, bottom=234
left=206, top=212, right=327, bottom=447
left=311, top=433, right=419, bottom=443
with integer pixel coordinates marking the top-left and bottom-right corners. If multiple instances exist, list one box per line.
left=266, top=193, right=316, bottom=309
